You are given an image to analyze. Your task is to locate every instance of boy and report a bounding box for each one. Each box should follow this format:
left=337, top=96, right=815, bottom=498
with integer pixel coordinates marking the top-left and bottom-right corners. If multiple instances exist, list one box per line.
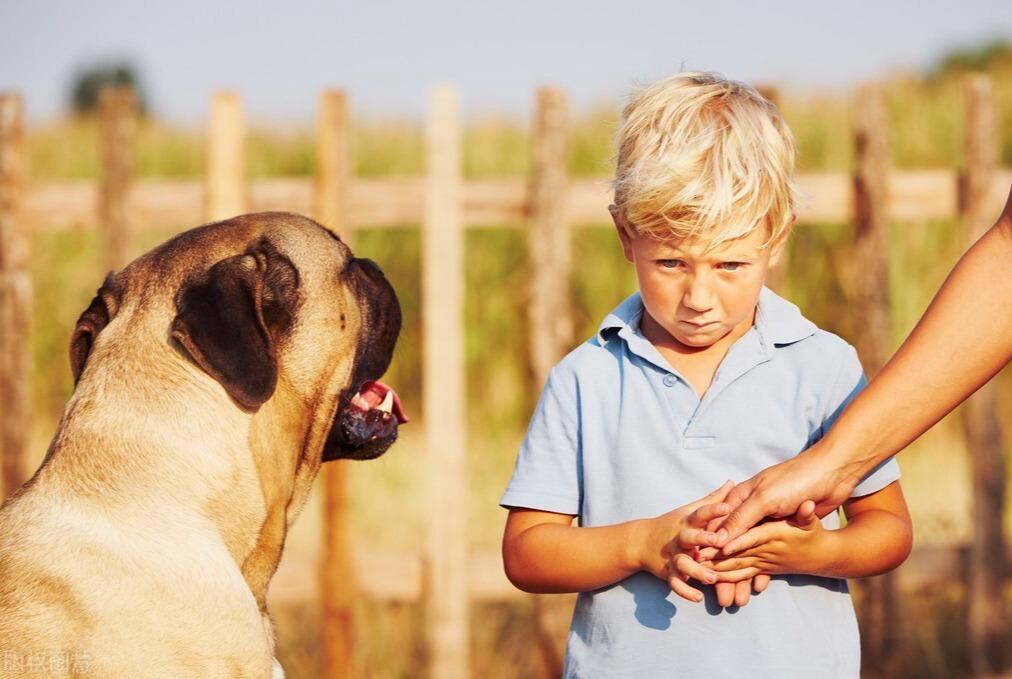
left=500, top=73, right=912, bottom=678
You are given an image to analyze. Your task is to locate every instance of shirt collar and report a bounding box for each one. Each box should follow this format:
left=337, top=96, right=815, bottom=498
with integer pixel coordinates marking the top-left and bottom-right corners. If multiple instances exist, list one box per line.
left=597, top=286, right=817, bottom=349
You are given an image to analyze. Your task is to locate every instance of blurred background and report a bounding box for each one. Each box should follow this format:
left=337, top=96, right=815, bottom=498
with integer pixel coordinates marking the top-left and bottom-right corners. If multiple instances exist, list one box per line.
left=2, top=2, right=1012, bottom=677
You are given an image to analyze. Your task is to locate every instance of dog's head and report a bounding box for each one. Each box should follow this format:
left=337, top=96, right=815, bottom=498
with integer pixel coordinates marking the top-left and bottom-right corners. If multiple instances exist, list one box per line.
left=68, top=211, right=406, bottom=463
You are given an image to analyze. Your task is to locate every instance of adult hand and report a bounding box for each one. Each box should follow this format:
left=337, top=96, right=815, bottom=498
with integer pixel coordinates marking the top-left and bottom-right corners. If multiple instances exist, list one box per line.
left=712, top=502, right=825, bottom=573
left=715, top=445, right=856, bottom=549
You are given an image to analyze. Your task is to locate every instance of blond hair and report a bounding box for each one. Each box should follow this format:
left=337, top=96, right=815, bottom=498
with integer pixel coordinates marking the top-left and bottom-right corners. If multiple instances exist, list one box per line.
left=612, top=72, right=798, bottom=249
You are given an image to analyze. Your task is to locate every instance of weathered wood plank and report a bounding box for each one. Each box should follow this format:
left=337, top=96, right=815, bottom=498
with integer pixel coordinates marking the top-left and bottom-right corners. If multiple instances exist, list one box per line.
left=315, top=89, right=356, bottom=679
left=959, top=73, right=1009, bottom=678
left=205, top=91, right=246, bottom=221
left=422, top=84, right=469, bottom=679
left=20, top=171, right=1012, bottom=233
left=0, top=92, right=30, bottom=501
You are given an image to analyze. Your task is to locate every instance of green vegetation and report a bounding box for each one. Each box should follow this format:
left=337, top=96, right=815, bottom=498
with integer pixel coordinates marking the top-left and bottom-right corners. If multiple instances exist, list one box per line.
left=68, top=61, right=149, bottom=116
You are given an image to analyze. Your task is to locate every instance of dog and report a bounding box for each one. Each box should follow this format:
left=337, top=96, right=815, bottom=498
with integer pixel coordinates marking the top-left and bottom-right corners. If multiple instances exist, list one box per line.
left=0, top=212, right=407, bottom=678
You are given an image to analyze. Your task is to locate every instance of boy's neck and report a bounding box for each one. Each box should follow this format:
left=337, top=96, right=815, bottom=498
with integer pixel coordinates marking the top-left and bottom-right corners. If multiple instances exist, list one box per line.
left=640, top=305, right=758, bottom=398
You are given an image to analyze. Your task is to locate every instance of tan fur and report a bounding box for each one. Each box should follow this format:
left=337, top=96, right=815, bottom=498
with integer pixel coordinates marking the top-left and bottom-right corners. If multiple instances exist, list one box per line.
left=0, top=213, right=394, bottom=678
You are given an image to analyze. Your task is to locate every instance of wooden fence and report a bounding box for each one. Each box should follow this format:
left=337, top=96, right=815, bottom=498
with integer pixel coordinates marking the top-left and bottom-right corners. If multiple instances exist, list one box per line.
left=0, top=78, right=1010, bottom=678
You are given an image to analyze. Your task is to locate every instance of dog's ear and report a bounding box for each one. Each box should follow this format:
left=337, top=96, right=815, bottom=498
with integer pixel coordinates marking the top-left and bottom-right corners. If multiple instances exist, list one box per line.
left=171, top=239, right=300, bottom=411
left=70, top=275, right=119, bottom=384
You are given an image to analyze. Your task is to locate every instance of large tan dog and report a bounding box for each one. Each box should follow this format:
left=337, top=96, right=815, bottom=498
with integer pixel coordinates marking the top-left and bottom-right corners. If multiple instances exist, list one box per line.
left=0, top=212, right=406, bottom=678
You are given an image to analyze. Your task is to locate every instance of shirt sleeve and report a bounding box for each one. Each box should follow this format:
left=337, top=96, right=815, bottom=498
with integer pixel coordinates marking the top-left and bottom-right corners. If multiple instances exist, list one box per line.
left=818, top=344, right=900, bottom=498
left=499, top=366, right=582, bottom=515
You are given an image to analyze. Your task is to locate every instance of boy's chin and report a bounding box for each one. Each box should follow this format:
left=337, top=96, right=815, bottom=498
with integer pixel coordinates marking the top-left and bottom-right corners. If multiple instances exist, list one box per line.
left=669, top=325, right=730, bottom=349
left=674, top=335, right=719, bottom=348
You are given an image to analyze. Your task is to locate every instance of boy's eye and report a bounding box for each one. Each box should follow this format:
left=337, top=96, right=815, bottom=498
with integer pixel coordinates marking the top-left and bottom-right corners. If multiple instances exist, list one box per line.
left=658, top=259, right=684, bottom=269
left=719, top=262, right=746, bottom=271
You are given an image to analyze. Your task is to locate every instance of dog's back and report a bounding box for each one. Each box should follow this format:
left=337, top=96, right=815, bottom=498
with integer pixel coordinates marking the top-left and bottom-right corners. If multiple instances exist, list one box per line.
left=0, top=481, right=275, bottom=678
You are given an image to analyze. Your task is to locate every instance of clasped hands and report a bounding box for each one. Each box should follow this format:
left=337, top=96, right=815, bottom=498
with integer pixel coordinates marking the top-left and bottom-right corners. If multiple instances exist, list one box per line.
left=643, top=481, right=824, bottom=608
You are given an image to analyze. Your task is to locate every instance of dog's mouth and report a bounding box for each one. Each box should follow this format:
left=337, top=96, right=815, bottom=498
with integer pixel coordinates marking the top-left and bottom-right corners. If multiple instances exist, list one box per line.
left=344, top=379, right=409, bottom=439
left=325, top=379, right=408, bottom=462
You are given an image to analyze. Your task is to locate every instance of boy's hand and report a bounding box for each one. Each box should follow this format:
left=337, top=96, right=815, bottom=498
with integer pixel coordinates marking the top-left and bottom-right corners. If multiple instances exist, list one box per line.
left=699, top=574, right=771, bottom=608
left=708, top=502, right=831, bottom=578
left=700, top=513, right=770, bottom=607
left=636, top=481, right=734, bottom=603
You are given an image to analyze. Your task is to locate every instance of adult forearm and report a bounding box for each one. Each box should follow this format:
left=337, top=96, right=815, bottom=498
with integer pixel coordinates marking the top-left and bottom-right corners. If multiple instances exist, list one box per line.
left=503, top=520, right=646, bottom=593
left=823, top=211, right=1012, bottom=486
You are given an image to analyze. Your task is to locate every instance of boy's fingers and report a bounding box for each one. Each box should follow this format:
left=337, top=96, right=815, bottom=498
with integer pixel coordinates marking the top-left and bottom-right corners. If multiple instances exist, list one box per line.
left=677, top=527, right=719, bottom=549
left=695, top=546, right=719, bottom=562
left=673, top=553, right=717, bottom=585
left=668, top=575, right=704, bottom=603
left=722, top=523, right=774, bottom=556
left=734, top=580, right=751, bottom=607
left=714, top=567, right=761, bottom=582
left=715, top=581, right=736, bottom=607
left=688, top=502, right=731, bottom=528
left=793, top=499, right=816, bottom=524
left=711, top=557, right=747, bottom=572
left=753, top=574, right=772, bottom=593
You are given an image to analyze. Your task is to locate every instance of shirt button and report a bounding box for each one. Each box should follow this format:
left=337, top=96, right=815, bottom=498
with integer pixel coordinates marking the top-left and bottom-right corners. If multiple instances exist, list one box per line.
left=663, top=374, right=677, bottom=387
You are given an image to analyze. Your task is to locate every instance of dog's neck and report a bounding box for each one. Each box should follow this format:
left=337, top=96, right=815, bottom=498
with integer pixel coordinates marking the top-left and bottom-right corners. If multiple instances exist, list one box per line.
left=38, top=369, right=329, bottom=608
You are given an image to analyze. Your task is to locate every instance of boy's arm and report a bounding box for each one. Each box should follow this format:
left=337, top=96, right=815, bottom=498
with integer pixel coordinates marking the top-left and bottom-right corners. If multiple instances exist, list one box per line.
left=503, top=482, right=734, bottom=601
left=709, top=481, right=912, bottom=580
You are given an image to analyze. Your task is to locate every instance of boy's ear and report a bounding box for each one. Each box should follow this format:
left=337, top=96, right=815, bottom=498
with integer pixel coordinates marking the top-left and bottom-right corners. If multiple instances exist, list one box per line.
left=768, top=213, right=796, bottom=267
left=609, top=204, right=635, bottom=263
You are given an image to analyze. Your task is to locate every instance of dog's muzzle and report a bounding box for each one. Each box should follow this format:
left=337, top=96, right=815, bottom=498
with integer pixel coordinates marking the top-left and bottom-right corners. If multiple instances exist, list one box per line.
left=323, top=257, right=406, bottom=461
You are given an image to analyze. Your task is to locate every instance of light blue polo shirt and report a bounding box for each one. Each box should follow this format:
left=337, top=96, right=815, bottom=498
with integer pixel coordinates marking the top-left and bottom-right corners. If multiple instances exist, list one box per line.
left=501, top=287, right=899, bottom=679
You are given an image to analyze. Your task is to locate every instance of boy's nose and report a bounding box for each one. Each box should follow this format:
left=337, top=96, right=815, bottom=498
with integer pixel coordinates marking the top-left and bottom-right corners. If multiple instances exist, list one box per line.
left=682, top=274, right=715, bottom=312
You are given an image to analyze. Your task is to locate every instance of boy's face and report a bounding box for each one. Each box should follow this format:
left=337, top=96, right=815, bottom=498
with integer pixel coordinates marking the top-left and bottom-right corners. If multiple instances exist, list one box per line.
left=611, top=207, right=789, bottom=350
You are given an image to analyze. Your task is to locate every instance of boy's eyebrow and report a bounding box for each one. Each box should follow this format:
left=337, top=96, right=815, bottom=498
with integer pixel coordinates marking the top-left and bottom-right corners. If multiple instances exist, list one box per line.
left=650, top=246, right=760, bottom=261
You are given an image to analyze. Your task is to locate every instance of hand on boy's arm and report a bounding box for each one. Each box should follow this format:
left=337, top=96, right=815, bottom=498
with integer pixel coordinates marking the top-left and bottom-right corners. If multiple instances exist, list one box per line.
left=711, top=482, right=912, bottom=581
left=707, top=503, right=831, bottom=578
left=693, top=503, right=814, bottom=607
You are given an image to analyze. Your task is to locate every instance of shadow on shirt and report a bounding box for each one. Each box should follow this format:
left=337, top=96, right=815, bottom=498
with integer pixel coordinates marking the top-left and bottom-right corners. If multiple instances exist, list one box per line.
left=615, top=573, right=849, bottom=630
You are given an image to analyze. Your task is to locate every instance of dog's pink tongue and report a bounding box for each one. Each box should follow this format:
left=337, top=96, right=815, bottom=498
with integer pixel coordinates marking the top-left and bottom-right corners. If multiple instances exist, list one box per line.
left=359, top=380, right=410, bottom=423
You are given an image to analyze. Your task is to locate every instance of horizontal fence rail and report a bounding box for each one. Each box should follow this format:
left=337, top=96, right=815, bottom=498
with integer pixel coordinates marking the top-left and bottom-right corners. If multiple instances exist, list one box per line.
left=20, top=170, right=1012, bottom=233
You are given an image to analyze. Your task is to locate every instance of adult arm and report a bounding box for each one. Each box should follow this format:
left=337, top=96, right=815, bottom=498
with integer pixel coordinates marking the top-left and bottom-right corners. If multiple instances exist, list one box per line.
left=719, top=185, right=1012, bottom=542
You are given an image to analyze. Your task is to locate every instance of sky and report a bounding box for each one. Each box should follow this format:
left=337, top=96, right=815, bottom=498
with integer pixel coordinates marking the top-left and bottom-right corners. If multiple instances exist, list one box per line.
left=2, top=0, right=1011, bottom=124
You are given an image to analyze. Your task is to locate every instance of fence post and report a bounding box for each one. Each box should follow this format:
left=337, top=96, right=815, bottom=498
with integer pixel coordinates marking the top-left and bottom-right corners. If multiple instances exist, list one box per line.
left=757, top=85, right=789, bottom=294
left=528, top=86, right=572, bottom=384
left=423, top=84, right=469, bottom=679
left=0, top=93, right=30, bottom=502
left=526, top=85, right=574, bottom=678
left=205, top=91, right=246, bottom=222
left=959, top=73, right=1008, bottom=677
left=851, top=83, right=898, bottom=677
left=98, top=85, right=135, bottom=272
left=315, top=89, right=356, bottom=679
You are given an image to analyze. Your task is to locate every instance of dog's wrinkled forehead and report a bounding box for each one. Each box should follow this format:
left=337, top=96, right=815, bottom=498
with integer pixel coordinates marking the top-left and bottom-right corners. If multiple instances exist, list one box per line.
left=128, top=212, right=353, bottom=289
